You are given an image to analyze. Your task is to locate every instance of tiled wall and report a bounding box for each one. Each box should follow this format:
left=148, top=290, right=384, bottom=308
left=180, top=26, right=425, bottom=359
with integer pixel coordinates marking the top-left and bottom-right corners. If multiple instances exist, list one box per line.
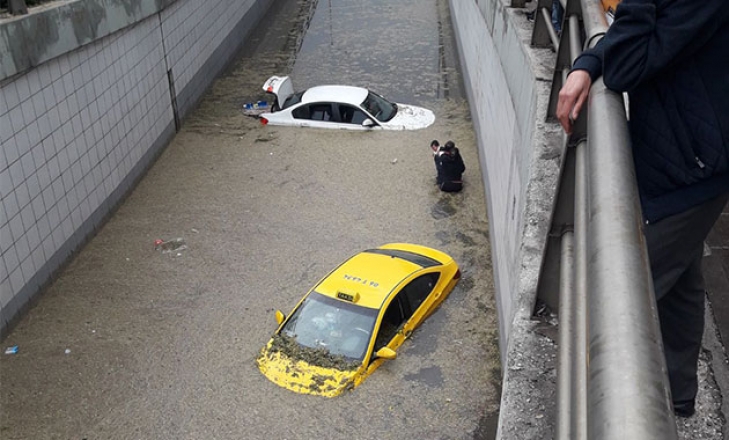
left=161, top=0, right=266, bottom=120
left=0, top=0, right=272, bottom=332
left=0, top=17, right=172, bottom=326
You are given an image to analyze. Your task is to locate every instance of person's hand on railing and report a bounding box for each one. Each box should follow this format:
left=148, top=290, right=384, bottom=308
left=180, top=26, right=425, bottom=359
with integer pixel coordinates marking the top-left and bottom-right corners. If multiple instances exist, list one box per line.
left=556, top=70, right=592, bottom=134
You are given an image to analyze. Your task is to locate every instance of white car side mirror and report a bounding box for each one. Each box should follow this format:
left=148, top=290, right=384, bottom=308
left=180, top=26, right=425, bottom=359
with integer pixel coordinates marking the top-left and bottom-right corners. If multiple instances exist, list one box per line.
left=362, top=118, right=376, bottom=128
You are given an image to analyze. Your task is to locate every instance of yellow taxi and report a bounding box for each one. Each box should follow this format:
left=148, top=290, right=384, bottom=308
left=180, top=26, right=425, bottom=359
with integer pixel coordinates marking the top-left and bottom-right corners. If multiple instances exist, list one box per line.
left=257, top=243, right=461, bottom=397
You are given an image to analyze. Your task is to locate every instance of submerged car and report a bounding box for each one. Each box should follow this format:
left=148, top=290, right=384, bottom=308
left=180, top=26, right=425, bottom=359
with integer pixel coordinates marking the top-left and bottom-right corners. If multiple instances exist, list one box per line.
left=257, top=76, right=435, bottom=130
left=257, top=243, right=460, bottom=397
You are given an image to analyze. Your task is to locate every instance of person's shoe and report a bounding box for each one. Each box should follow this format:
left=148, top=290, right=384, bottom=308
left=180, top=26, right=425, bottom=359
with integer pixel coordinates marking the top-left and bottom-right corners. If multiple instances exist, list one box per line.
left=673, top=399, right=695, bottom=418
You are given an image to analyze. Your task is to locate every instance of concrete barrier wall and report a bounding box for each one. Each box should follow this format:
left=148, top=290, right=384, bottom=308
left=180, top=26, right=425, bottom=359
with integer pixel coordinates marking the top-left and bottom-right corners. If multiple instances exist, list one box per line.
left=450, top=0, right=564, bottom=437
left=449, top=0, right=558, bottom=357
left=0, top=0, right=272, bottom=334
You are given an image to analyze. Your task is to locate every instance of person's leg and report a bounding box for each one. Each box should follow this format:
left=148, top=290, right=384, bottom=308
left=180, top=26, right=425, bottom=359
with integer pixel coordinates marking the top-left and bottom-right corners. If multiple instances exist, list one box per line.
left=644, top=193, right=729, bottom=415
left=657, top=256, right=704, bottom=413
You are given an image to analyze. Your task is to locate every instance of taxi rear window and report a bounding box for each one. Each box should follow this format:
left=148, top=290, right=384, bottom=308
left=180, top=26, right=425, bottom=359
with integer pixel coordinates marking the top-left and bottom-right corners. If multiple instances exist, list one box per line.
left=364, top=249, right=440, bottom=268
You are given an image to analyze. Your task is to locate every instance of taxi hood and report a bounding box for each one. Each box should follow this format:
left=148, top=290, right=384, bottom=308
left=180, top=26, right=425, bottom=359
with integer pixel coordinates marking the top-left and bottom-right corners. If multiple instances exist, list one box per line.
left=257, top=341, right=361, bottom=397
left=262, top=76, right=294, bottom=109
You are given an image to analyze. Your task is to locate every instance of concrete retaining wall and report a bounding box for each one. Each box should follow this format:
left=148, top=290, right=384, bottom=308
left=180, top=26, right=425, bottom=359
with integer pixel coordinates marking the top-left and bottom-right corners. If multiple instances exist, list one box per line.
left=449, top=0, right=563, bottom=437
left=0, top=0, right=273, bottom=334
left=449, top=0, right=560, bottom=362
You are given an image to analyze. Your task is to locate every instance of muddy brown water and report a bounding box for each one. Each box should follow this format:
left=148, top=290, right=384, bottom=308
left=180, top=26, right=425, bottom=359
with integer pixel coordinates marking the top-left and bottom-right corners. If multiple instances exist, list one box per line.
left=0, top=0, right=500, bottom=438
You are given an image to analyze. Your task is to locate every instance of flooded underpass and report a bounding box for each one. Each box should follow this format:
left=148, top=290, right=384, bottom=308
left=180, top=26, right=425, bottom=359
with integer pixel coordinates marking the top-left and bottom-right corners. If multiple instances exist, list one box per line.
left=0, top=0, right=500, bottom=438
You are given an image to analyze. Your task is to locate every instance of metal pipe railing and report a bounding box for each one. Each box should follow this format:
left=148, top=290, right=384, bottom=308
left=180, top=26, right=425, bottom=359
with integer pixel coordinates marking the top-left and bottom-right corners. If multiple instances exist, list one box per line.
left=535, top=0, right=680, bottom=437
left=585, top=72, right=678, bottom=440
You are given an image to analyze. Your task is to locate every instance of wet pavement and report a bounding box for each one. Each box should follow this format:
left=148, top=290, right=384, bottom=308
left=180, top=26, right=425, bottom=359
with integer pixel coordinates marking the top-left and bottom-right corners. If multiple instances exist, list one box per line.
left=0, top=1, right=500, bottom=439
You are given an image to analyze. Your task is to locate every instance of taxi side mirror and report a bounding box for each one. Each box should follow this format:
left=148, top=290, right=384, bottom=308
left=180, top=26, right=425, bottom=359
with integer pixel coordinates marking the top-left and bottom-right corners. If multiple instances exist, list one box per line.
left=275, top=310, right=285, bottom=325
left=375, top=347, right=397, bottom=360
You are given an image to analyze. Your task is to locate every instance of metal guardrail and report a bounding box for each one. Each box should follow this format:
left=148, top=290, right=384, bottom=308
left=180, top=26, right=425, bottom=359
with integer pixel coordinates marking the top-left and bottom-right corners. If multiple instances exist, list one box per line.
left=530, top=0, right=680, bottom=438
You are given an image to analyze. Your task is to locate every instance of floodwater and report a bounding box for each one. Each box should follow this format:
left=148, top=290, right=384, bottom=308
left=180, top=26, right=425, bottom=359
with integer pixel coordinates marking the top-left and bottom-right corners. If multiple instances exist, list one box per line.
left=0, top=0, right=500, bottom=439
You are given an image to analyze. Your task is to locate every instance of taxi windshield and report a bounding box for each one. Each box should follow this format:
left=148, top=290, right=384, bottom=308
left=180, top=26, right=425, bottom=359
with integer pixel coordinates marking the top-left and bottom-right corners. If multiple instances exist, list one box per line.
left=361, top=92, right=397, bottom=122
left=281, top=292, right=378, bottom=361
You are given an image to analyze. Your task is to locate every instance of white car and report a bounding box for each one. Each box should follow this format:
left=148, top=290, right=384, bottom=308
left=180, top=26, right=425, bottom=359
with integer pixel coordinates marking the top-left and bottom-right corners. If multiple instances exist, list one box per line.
left=257, top=76, right=435, bottom=131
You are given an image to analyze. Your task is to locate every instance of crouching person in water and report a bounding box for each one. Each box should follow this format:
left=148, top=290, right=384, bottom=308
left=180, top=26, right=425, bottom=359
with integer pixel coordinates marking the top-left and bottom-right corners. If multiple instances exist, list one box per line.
left=431, top=140, right=466, bottom=192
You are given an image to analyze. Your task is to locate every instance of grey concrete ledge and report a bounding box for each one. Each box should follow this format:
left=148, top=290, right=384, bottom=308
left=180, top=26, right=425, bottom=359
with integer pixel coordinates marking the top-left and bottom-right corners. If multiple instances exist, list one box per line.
left=0, top=0, right=176, bottom=82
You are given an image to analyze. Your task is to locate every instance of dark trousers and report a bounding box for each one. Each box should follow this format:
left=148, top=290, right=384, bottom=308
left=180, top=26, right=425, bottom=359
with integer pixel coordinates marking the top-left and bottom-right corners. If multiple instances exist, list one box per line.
left=644, top=193, right=729, bottom=404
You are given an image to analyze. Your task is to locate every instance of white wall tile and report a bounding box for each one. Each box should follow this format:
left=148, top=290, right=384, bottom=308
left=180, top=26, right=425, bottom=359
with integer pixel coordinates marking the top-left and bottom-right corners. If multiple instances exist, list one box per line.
left=51, top=130, right=65, bottom=159
left=58, top=99, right=71, bottom=124
left=20, top=153, right=35, bottom=185
left=13, top=226, right=29, bottom=261
left=8, top=265, right=23, bottom=294
left=3, top=192, right=19, bottom=222
left=15, top=130, right=31, bottom=159
left=20, top=99, right=35, bottom=129
left=31, top=92, right=46, bottom=120
left=8, top=159, right=24, bottom=188
left=8, top=104, right=23, bottom=134
left=19, top=204, right=34, bottom=234
left=26, top=121, right=41, bottom=150
left=7, top=210, right=24, bottom=247
left=31, top=245, right=45, bottom=276
left=48, top=105, right=61, bottom=133
left=32, top=195, right=45, bottom=225
left=47, top=202, right=60, bottom=227
left=19, top=251, right=35, bottom=282
left=0, top=250, right=7, bottom=283
left=62, top=74, right=74, bottom=99
left=41, top=186, right=55, bottom=213
left=26, top=224, right=40, bottom=254
left=0, top=112, right=10, bottom=145
left=0, top=146, right=6, bottom=173
left=0, top=168, right=11, bottom=201
left=36, top=164, right=51, bottom=192
left=15, top=75, right=31, bottom=102
left=52, top=79, right=66, bottom=103
left=37, top=112, right=52, bottom=141
left=62, top=122, right=74, bottom=146
left=27, top=174, right=41, bottom=201
left=0, top=223, right=12, bottom=254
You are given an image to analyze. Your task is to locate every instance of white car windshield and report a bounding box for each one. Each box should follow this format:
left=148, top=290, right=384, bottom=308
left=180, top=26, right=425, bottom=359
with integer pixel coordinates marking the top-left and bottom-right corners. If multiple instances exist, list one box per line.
left=362, top=92, right=397, bottom=122
left=281, top=292, right=378, bottom=361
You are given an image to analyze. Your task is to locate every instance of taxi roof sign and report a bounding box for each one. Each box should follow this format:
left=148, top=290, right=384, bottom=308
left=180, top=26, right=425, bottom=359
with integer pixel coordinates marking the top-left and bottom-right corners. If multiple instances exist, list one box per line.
left=337, top=292, right=360, bottom=303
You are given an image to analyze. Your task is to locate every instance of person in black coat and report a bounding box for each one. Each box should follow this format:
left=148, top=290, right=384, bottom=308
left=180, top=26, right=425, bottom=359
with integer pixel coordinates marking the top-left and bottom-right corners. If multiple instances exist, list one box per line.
left=431, top=140, right=465, bottom=192
left=556, top=0, right=729, bottom=418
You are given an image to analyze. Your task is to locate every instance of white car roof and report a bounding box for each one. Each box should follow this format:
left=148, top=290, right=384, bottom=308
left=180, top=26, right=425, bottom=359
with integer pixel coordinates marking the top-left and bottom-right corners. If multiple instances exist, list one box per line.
left=301, top=86, right=369, bottom=106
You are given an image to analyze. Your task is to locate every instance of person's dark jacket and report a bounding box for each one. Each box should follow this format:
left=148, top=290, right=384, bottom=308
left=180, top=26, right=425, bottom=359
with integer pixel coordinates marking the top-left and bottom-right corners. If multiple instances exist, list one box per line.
left=435, top=149, right=466, bottom=192
left=572, top=0, right=729, bottom=223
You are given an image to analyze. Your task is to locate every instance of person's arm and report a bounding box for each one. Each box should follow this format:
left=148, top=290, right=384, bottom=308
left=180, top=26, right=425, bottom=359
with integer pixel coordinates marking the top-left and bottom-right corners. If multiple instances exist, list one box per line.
left=557, top=70, right=592, bottom=134
left=557, top=0, right=729, bottom=133
left=599, top=0, right=729, bottom=92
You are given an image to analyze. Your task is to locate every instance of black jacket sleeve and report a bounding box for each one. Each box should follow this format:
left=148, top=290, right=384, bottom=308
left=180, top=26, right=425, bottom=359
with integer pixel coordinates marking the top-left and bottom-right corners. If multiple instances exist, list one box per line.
left=572, top=0, right=729, bottom=92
